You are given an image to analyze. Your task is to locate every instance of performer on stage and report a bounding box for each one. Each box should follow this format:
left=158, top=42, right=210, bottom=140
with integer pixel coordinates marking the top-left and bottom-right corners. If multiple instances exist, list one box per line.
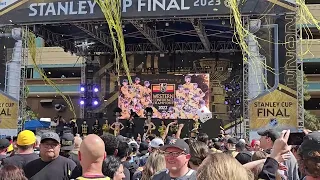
left=92, top=119, right=102, bottom=135
left=111, top=118, right=124, bottom=136
left=144, top=119, right=155, bottom=136
left=190, top=119, right=201, bottom=138
left=169, top=119, right=179, bottom=134
left=144, top=107, right=155, bottom=136
left=69, top=119, right=78, bottom=136
left=102, top=120, right=110, bottom=135
left=81, top=120, right=88, bottom=136
left=158, top=121, right=166, bottom=137
left=126, top=110, right=136, bottom=138
left=111, top=107, right=124, bottom=136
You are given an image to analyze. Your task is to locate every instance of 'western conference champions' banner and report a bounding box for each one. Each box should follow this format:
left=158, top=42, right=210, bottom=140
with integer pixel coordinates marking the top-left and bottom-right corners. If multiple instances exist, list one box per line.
left=118, top=74, right=210, bottom=120
left=0, top=91, right=18, bottom=137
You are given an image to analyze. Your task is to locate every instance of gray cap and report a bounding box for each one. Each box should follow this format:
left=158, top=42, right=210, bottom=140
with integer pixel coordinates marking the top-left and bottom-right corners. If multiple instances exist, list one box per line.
left=41, top=132, right=60, bottom=143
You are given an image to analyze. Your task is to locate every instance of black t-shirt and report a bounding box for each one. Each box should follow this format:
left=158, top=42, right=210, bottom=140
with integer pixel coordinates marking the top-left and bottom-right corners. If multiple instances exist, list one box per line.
left=24, top=155, right=76, bottom=180
left=2, top=153, right=39, bottom=168
left=123, top=161, right=139, bottom=179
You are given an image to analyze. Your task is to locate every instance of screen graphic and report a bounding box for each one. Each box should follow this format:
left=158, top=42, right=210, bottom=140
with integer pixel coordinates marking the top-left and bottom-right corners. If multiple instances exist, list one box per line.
left=118, top=74, right=210, bottom=119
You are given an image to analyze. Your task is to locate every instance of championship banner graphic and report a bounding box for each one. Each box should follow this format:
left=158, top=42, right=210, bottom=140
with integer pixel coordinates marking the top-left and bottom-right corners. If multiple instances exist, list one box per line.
left=118, top=74, right=209, bottom=120
left=249, top=84, right=297, bottom=131
left=0, top=91, right=18, bottom=137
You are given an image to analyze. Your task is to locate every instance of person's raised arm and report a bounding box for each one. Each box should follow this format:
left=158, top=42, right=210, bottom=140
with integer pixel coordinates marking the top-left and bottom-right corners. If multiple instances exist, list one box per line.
left=161, top=122, right=174, bottom=140
left=175, top=124, right=184, bottom=139
left=259, top=130, right=291, bottom=180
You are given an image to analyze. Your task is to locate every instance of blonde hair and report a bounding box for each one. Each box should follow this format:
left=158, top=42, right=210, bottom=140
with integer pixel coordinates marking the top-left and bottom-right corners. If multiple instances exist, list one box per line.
left=252, top=151, right=267, bottom=161
left=197, top=153, right=253, bottom=180
left=141, top=152, right=166, bottom=180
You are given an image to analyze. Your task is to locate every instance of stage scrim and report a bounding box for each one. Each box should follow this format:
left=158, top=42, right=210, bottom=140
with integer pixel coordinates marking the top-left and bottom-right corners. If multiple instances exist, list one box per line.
left=118, top=74, right=210, bottom=119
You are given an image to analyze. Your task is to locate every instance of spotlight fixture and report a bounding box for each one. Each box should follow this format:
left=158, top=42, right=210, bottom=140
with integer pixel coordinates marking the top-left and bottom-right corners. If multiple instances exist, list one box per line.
left=80, top=100, right=85, bottom=105
left=80, top=86, right=85, bottom=92
left=236, top=98, right=241, bottom=105
left=93, top=100, right=99, bottom=106
left=93, top=87, right=99, bottom=93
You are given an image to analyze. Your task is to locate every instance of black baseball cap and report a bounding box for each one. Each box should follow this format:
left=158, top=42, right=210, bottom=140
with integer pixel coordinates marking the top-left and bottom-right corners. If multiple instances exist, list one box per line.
left=298, top=132, right=320, bottom=158
left=227, top=138, right=237, bottom=144
left=235, top=142, right=246, bottom=151
left=60, top=133, right=75, bottom=151
left=160, top=138, right=190, bottom=154
left=257, top=129, right=280, bottom=142
left=139, top=142, right=149, bottom=155
left=0, top=139, right=10, bottom=149
left=235, top=151, right=252, bottom=165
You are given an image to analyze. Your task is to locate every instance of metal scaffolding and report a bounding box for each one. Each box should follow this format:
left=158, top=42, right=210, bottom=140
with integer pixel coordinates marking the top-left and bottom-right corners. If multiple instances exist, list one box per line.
left=35, top=25, right=78, bottom=53
left=131, top=21, right=165, bottom=52
left=18, top=26, right=29, bottom=131
left=73, top=23, right=113, bottom=48
left=191, top=19, right=211, bottom=51
left=93, top=41, right=240, bottom=54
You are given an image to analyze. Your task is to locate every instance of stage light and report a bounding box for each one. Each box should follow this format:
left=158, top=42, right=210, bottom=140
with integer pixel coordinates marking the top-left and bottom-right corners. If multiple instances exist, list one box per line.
left=80, top=100, right=85, bottom=105
left=93, top=100, right=99, bottom=106
left=225, top=100, right=229, bottom=105
left=93, top=87, right=99, bottom=93
left=235, top=84, right=240, bottom=90
left=236, top=98, right=241, bottom=105
left=80, top=86, right=85, bottom=92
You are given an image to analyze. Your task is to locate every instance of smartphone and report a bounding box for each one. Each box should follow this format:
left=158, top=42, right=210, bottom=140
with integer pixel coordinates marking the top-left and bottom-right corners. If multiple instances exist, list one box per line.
left=287, top=132, right=305, bottom=145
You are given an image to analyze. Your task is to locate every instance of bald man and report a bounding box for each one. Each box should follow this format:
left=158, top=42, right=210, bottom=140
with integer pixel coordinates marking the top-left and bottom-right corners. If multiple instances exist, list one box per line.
left=76, top=134, right=110, bottom=180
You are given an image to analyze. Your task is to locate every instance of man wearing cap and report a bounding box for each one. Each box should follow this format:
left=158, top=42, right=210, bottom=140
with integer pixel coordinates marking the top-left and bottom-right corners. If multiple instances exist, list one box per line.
left=60, top=132, right=80, bottom=166
left=2, top=130, right=39, bottom=168
left=225, top=137, right=238, bottom=157
left=0, top=139, right=10, bottom=162
left=149, top=137, right=164, bottom=153
left=24, top=132, right=76, bottom=180
left=298, top=132, right=320, bottom=180
left=152, top=138, right=196, bottom=180
left=258, top=129, right=299, bottom=180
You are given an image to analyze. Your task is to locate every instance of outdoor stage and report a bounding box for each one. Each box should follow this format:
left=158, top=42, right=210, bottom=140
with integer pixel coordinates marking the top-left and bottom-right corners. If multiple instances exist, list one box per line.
left=0, top=0, right=303, bottom=139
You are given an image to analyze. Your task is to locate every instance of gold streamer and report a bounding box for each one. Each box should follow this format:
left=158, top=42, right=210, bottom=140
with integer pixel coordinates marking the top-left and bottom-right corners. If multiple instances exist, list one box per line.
left=96, top=0, right=132, bottom=84
left=25, top=30, right=77, bottom=118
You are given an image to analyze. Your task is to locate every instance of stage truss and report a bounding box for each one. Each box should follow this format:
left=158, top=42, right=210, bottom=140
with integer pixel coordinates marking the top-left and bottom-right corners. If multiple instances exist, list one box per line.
left=15, top=12, right=304, bottom=138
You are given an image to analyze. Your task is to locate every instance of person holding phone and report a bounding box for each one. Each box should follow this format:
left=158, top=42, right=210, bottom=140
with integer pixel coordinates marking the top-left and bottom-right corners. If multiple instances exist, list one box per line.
left=258, top=129, right=300, bottom=180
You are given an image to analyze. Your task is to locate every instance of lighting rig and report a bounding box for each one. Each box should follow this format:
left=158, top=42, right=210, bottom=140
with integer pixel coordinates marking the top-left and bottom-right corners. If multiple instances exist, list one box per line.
left=79, top=50, right=101, bottom=119
left=224, top=75, right=243, bottom=136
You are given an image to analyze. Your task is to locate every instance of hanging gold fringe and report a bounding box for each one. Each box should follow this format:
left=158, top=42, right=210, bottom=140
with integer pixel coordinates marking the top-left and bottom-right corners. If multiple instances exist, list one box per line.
left=25, top=30, right=77, bottom=118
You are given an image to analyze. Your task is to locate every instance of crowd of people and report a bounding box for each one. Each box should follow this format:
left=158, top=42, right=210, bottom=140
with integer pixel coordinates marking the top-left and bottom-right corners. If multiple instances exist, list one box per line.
left=0, top=125, right=319, bottom=180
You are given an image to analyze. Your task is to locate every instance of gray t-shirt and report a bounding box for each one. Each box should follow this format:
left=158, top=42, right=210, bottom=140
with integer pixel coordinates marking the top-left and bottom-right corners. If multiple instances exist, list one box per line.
left=152, top=169, right=196, bottom=180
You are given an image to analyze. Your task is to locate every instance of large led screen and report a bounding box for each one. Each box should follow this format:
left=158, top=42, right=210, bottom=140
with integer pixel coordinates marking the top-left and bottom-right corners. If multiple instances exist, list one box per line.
left=118, top=74, right=210, bottom=119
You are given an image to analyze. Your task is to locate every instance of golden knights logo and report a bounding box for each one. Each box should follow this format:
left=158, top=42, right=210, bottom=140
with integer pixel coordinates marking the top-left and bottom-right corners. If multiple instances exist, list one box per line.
left=160, top=83, right=167, bottom=93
